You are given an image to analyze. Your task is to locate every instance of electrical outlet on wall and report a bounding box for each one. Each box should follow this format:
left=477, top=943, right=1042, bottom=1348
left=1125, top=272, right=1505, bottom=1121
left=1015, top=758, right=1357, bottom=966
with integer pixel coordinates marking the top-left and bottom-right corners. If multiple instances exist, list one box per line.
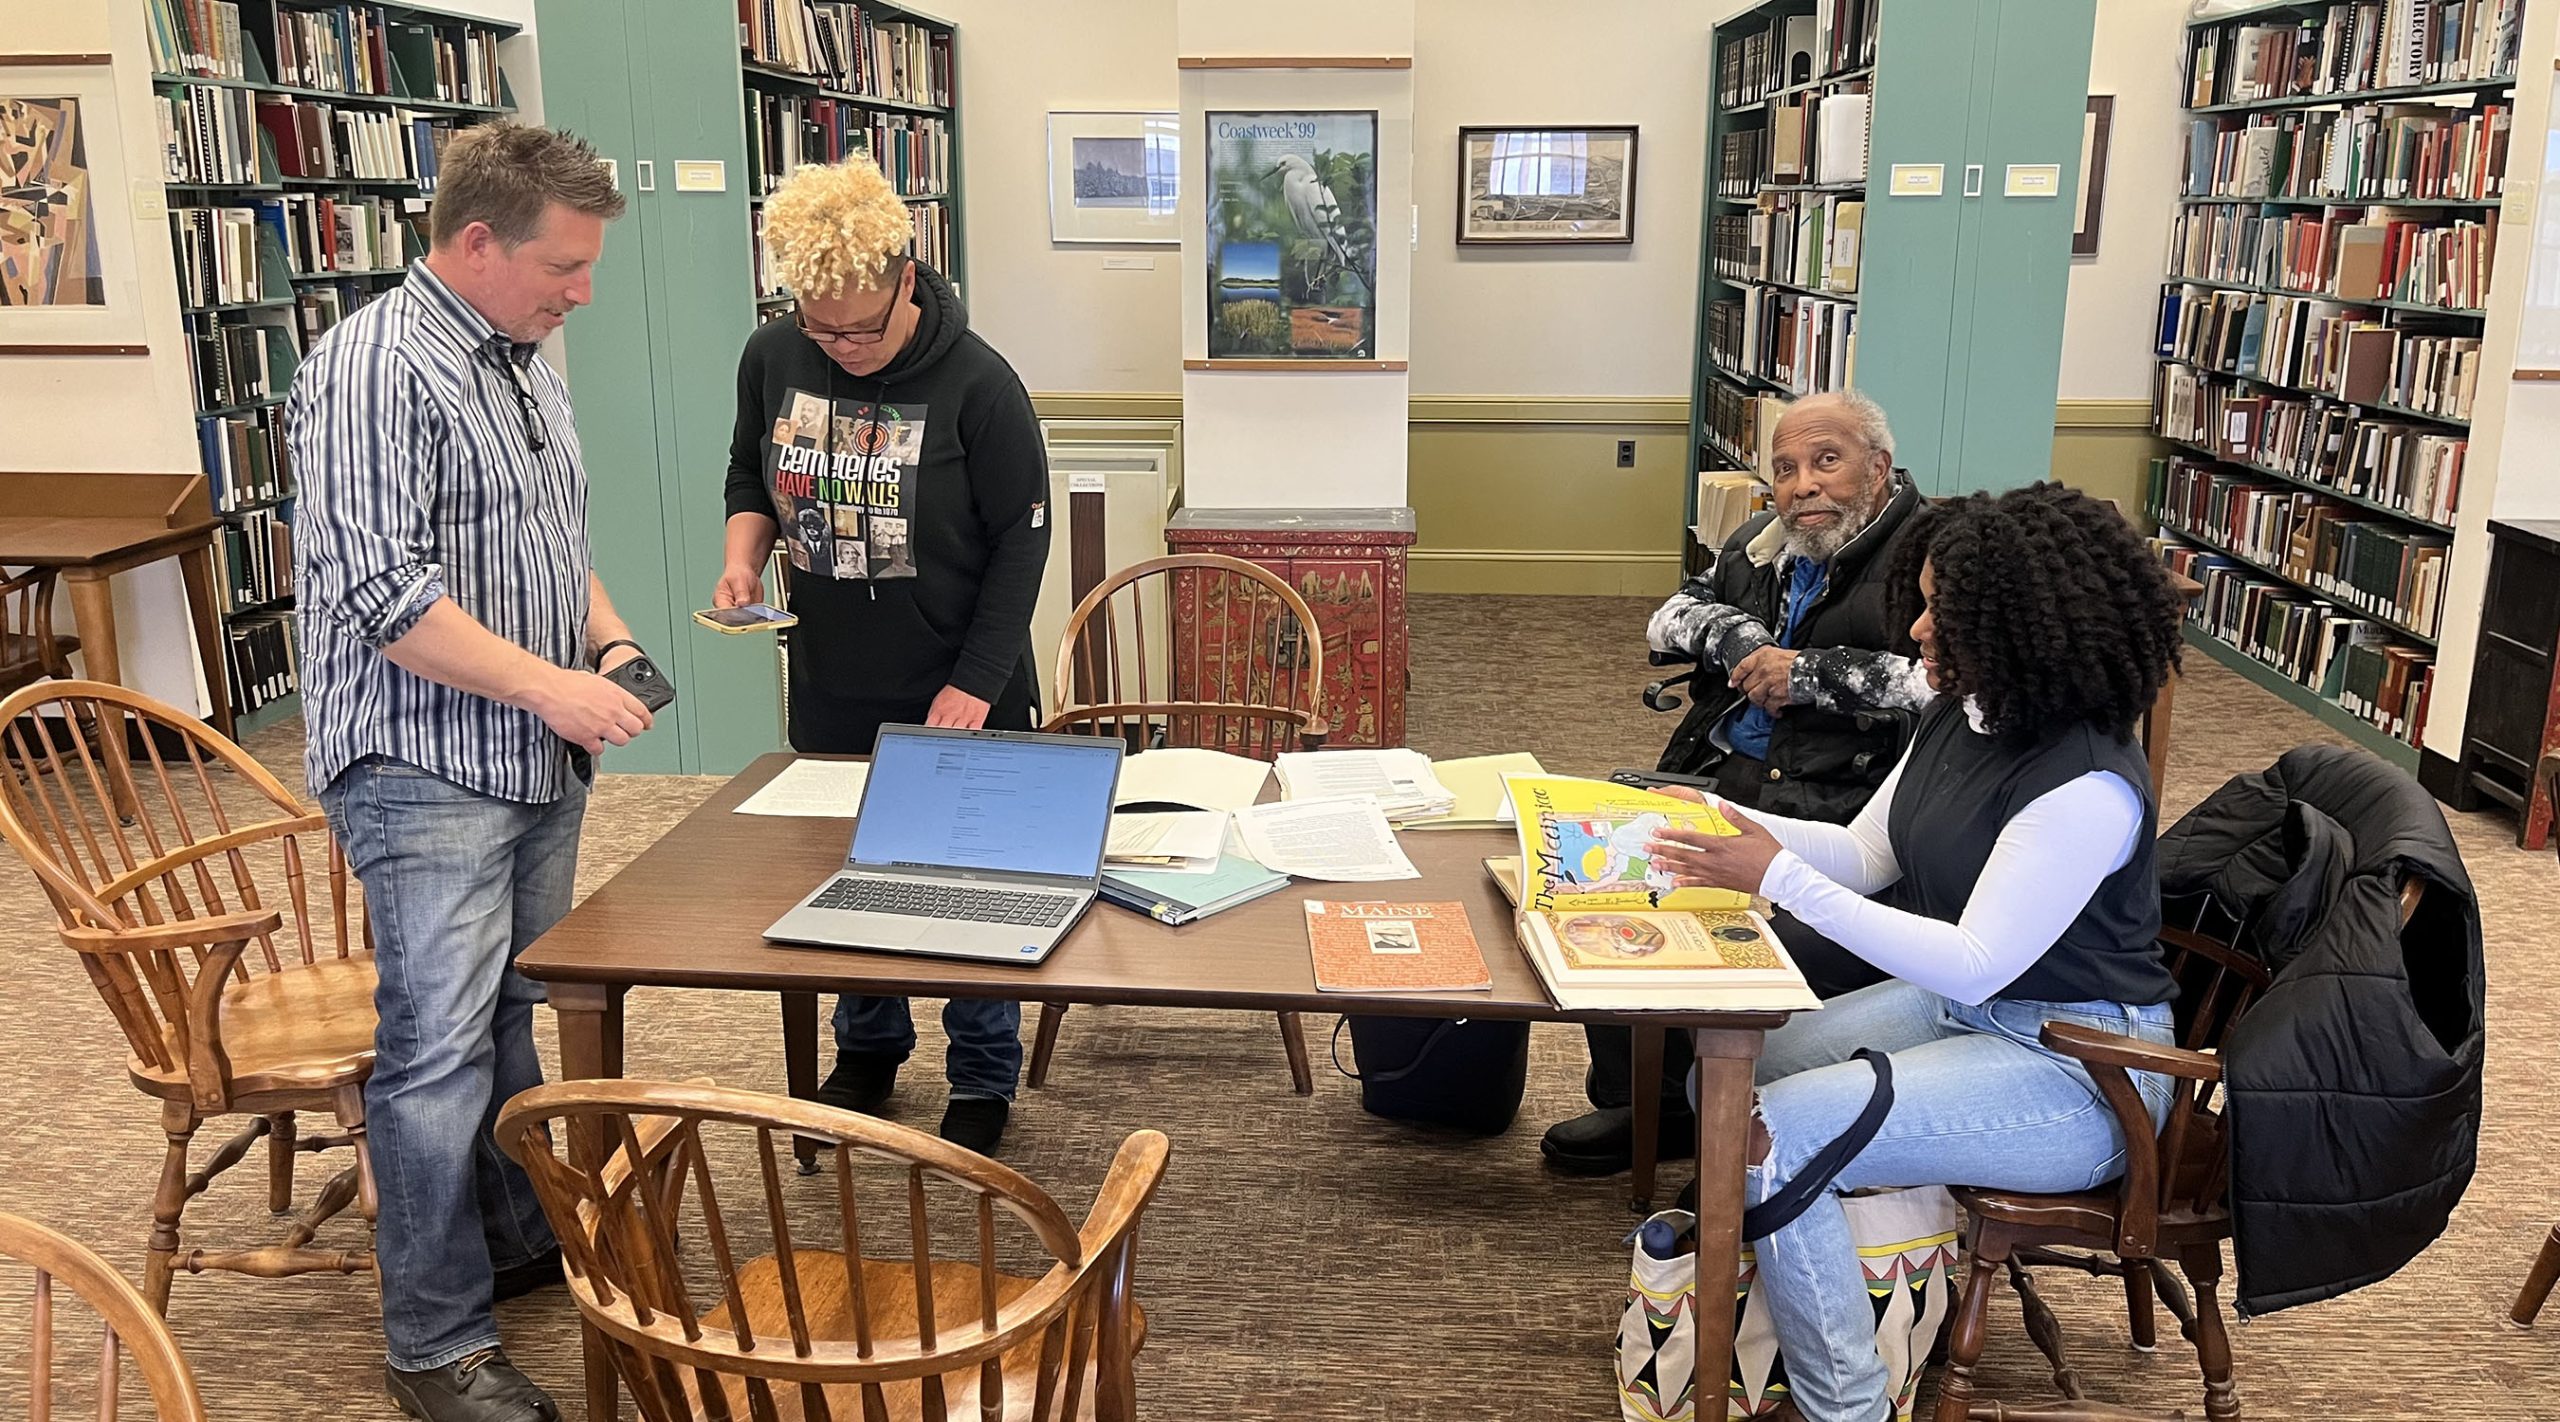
left=1616, top=440, right=1637, bottom=469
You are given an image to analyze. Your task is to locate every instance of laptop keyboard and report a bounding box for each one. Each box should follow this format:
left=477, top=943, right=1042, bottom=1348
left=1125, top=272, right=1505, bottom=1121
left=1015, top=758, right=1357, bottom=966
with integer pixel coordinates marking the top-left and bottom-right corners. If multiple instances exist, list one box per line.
left=811, top=877, right=1077, bottom=928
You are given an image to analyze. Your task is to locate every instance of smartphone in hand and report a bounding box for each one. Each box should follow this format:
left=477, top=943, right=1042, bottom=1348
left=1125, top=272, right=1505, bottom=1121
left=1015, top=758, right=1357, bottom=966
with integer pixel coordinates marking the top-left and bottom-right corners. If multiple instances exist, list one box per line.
left=692, top=603, right=799, bottom=634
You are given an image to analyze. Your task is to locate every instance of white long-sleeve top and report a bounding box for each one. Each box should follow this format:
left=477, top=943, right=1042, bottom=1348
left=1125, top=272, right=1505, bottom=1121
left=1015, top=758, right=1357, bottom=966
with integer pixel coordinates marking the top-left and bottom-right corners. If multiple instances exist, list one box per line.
left=1707, top=715, right=2144, bottom=1006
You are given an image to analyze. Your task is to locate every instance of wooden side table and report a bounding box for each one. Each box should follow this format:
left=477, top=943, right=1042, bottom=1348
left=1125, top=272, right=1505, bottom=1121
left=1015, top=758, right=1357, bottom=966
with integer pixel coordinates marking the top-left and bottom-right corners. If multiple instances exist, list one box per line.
left=1165, top=507, right=1416, bottom=748
left=0, top=473, right=234, bottom=740
left=2451, top=519, right=2560, bottom=847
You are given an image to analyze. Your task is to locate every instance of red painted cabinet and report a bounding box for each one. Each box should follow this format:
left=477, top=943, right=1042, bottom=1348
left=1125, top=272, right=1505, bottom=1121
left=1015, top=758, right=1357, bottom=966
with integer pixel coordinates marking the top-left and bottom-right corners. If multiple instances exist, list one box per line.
left=1165, top=507, right=1416, bottom=749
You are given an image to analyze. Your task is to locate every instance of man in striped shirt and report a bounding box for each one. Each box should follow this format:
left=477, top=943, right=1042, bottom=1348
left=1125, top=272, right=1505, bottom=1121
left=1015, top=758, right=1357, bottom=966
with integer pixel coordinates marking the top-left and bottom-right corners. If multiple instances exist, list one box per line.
left=290, top=125, right=648, bottom=1422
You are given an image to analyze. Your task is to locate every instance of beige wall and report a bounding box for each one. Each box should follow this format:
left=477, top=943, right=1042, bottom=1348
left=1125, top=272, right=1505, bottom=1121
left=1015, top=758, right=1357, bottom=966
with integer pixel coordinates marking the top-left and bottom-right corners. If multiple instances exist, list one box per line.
left=2058, top=0, right=2190, bottom=402
left=934, top=0, right=1718, bottom=399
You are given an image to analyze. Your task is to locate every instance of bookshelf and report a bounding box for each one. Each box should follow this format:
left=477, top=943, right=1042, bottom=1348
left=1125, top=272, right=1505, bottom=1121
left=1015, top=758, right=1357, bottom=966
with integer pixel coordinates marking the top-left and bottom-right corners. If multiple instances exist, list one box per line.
left=737, top=1, right=963, bottom=318
left=145, top=0, right=521, bottom=733
left=1686, top=0, right=2101, bottom=574
left=2145, top=0, right=2523, bottom=769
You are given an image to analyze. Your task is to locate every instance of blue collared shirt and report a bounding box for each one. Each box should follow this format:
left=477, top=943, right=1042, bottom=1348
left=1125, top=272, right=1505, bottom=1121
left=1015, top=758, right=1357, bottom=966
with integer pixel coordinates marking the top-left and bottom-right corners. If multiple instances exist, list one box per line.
left=288, top=262, right=593, bottom=804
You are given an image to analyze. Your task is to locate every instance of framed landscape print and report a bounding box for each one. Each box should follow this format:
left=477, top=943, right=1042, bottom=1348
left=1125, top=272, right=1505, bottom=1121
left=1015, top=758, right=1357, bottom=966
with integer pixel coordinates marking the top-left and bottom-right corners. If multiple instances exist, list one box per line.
left=1047, top=111, right=1179, bottom=244
left=0, top=57, right=149, bottom=354
left=1457, top=126, right=1637, bottom=246
left=1205, top=111, right=1377, bottom=361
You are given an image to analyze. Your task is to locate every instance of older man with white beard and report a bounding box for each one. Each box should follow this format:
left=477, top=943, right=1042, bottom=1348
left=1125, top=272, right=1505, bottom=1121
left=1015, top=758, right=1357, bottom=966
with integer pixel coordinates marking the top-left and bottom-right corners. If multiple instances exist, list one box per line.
left=1542, top=389, right=1934, bottom=1178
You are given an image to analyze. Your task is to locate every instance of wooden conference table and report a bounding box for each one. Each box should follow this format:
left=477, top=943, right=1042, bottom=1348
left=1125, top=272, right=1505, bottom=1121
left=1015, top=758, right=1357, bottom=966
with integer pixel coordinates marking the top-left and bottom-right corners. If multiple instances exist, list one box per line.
left=518, top=752, right=1794, bottom=1419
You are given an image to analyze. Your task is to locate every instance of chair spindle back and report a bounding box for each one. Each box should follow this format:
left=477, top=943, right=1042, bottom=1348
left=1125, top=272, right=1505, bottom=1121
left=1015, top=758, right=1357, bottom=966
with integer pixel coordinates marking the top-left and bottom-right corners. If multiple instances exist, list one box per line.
left=1048, top=554, right=1325, bottom=762
left=0, top=681, right=363, bottom=1079
left=0, top=1212, right=208, bottom=1421
left=498, top=1079, right=1167, bottom=1422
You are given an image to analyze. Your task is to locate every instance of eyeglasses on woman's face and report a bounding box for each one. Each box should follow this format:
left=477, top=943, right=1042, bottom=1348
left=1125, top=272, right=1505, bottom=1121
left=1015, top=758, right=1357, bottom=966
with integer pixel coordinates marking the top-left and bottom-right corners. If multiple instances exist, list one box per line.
left=792, top=260, right=912, bottom=347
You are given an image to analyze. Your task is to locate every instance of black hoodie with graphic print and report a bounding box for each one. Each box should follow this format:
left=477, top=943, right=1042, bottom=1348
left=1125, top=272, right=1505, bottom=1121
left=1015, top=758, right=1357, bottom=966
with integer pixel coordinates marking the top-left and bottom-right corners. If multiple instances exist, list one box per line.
left=725, top=263, right=1050, bottom=708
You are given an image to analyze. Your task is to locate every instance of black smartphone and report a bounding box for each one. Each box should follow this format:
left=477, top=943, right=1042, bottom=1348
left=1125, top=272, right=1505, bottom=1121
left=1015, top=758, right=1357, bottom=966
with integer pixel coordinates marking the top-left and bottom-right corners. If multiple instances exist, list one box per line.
left=604, top=653, right=677, bottom=714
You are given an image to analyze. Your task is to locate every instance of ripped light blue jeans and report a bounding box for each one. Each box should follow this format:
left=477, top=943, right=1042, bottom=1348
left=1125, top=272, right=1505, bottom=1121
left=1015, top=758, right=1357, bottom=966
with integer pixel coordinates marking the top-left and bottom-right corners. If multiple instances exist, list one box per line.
left=1705, top=980, right=2176, bottom=1422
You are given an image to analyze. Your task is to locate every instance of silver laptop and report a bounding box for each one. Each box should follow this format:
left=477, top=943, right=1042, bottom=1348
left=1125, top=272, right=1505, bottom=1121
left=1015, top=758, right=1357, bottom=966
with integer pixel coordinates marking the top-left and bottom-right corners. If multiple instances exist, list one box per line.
left=764, top=724, right=1124, bottom=964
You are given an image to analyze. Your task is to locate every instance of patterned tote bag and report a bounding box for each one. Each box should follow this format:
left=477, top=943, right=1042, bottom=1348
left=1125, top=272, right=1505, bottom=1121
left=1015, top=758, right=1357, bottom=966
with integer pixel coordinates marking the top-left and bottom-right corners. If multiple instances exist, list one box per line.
left=1615, top=1051, right=1961, bottom=1421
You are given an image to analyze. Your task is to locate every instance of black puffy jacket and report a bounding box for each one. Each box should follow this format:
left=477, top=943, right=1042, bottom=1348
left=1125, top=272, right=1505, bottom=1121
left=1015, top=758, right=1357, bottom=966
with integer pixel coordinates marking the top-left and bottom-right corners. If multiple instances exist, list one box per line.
left=2156, top=745, right=2483, bottom=1316
left=1656, top=478, right=1926, bottom=822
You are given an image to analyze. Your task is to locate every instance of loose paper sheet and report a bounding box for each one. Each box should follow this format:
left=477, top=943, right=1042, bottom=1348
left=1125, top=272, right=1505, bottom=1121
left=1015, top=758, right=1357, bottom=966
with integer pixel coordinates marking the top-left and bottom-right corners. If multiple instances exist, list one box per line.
left=733, top=760, right=870, bottom=817
left=1114, top=747, right=1274, bottom=812
left=1105, top=811, right=1229, bottom=875
left=1231, top=796, right=1419, bottom=882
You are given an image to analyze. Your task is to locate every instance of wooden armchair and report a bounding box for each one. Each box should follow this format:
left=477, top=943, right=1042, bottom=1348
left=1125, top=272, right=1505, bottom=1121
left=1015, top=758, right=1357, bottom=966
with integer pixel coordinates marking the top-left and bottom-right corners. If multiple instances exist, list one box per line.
left=497, top=1078, right=1169, bottom=1422
left=1933, top=881, right=2423, bottom=1422
left=0, top=679, right=377, bottom=1312
left=1032, top=553, right=1330, bottom=1096
left=1, top=1212, right=208, bottom=1420
left=1, top=564, right=80, bottom=694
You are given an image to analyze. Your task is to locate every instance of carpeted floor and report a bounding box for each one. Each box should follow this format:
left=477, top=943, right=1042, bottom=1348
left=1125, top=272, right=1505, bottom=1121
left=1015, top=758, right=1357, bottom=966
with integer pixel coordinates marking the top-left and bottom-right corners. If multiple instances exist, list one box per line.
left=4, top=593, right=2557, bottom=1419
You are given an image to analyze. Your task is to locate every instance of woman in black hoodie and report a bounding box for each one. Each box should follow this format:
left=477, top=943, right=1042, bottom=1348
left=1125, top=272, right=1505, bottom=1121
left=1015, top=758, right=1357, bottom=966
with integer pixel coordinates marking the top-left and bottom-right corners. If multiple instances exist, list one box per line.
left=716, top=156, right=1050, bottom=1154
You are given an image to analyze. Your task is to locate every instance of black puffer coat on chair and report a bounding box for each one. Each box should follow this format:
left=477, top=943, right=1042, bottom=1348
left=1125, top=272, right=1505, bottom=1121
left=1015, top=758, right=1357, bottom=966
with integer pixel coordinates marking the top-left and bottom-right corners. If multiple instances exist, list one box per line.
left=2155, top=744, right=2483, bottom=1316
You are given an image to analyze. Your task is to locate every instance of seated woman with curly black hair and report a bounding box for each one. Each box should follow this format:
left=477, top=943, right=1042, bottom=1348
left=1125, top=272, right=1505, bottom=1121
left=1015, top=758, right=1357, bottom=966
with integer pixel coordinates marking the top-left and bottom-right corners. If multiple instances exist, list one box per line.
left=1649, top=482, right=2188, bottom=1422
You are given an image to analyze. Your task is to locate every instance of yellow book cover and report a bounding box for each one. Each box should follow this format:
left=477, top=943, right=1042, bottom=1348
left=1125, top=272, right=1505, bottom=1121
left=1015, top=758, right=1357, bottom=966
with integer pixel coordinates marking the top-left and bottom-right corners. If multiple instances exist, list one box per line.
left=1504, top=776, right=1753, bottom=914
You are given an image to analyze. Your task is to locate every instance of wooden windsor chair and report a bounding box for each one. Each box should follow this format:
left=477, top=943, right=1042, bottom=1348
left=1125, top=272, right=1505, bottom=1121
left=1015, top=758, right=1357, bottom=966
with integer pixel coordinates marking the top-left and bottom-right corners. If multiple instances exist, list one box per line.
left=1932, top=879, right=2423, bottom=1422
left=0, top=1212, right=208, bottom=1421
left=0, top=679, right=377, bottom=1314
left=1032, top=553, right=1331, bottom=1096
left=497, top=1078, right=1169, bottom=1422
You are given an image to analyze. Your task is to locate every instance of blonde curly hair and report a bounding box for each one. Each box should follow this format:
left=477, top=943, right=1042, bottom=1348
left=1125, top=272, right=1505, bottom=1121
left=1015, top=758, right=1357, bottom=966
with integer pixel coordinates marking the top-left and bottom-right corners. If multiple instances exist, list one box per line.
left=762, top=157, right=910, bottom=299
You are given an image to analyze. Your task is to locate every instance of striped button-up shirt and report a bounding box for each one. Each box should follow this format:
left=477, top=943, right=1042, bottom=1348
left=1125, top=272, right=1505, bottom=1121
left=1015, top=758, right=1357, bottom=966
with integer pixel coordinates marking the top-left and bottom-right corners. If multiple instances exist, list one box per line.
left=289, top=261, right=593, bottom=804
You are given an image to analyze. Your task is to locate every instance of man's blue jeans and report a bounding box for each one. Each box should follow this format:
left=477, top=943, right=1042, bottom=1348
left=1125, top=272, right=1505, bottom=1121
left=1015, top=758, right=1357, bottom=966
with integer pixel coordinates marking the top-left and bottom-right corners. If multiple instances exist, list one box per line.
left=321, top=755, right=585, bottom=1372
left=833, top=996, right=1022, bottom=1101
left=1724, top=981, right=2176, bottom=1422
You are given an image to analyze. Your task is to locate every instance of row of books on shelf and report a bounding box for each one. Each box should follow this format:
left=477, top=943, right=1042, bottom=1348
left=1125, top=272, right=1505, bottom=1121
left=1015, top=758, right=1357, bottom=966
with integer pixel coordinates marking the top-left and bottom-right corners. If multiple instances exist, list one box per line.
left=218, top=511, right=295, bottom=612
left=1701, top=379, right=1756, bottom=468
left=158, top=83, right=460, bottom=189
left=745, top=95, right=948, bottom=198
left=1739, top=291, right=1856, bottom=399
left=1822, top=0, right=1882, bottom=76
left=146, top=0, right=511, bottom=108
left=2158, top=540, right=2433, bottom=746
left=2155, top=368, right=2465, bottom=525
left=2182, top=103, right=2510, bottom=204
left=268, top=3, right=399, bottom=97
left=225, top=614, right=300, bottom=721
left=145, top=0, right=253, bottom=81
left=2149, top=455, right=2451, bottom=636
left=199, top=405, right=293, bottom=513
left=2185, top=0, right=2523, bottom=108
left=170, top=205, right=278, bottom=309
left=293, top=280, right=386, bottom=348
left=1718, top=130, right=1768, bottom=199
left=1764, top=94, right=1871, bottom=187
left=1716, top=195, right=1866, bottom=295
left=2157, top=284, right=2482, bottom=420
left=190, top=314, right=299, bottom=410
left=743, top=0, right=955, bottom=109
left=171, top=198, right=410, bottom=308
left=2167, top=205, right=2495, bottom=310
left=1717, top=18, right=1802, bottom=109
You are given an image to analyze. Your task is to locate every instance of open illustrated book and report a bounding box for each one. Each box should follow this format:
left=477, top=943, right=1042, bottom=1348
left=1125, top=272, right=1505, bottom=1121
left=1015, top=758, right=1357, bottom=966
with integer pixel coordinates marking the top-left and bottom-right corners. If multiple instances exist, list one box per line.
left=1495, top=776, right=1820, bottom=1013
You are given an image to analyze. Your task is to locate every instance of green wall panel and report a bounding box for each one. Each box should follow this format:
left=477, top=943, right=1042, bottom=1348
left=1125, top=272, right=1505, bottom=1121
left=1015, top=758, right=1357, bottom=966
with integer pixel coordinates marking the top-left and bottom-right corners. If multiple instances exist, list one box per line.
left=537, top=0, right=783, bottom=773
left=1951, top=0, right=2097, bottom=493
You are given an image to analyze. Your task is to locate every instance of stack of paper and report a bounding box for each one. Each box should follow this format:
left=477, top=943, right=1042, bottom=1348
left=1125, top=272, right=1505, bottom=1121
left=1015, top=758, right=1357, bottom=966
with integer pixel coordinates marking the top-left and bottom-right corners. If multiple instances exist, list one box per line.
left=1232, top=796, right=1418, bottom=882
left=1400, top=752, right=1546, bottom=831
left=1104, top=810, right=1227, bottom=875
left=1274, top=749, right=1455, bottom=825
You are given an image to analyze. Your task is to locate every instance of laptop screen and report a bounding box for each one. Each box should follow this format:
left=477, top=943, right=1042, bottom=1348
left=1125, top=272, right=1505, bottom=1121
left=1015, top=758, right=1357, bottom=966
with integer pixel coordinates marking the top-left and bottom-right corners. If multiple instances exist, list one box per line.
left=850, top=729, right=1122, bottom=879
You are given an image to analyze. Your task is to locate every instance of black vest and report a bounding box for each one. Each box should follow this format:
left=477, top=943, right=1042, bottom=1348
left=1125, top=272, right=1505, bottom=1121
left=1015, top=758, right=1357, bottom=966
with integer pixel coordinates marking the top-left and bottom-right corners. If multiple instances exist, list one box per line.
left=1886, top=698, right=2176, bottom=1007
left=1658, top=479, right=1926, bottom=823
